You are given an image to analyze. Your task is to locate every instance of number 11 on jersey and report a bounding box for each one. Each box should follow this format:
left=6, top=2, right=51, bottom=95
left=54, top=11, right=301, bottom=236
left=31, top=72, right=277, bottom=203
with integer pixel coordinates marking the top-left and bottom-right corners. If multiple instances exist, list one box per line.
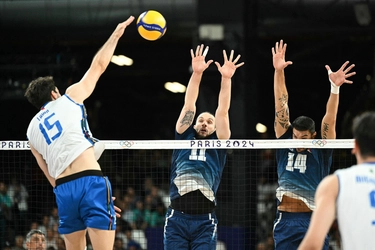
left=189, top=148, right=207, bottom=161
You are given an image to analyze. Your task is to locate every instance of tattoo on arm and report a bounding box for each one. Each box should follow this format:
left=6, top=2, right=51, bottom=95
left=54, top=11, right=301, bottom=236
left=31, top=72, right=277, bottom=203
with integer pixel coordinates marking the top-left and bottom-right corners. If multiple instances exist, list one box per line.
left=180, top=110, right=195, bottom=127
left=322, top=122, right=329, bottom=139
left=279, top=94, right=288, bottom=108
left=275, top=107, right=290, bottom=129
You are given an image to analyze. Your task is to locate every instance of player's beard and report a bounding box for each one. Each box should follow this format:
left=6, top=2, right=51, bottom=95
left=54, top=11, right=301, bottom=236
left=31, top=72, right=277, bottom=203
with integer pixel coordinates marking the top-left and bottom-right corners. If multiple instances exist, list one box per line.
left=195, top=131, right=210, bottom=139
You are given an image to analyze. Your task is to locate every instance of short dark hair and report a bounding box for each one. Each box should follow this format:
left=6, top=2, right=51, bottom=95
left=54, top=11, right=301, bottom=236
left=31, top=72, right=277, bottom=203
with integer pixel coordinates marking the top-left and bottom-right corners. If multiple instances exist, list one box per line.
left=26, top=229, right=45, bottom=243
left=292, top=116, right=315, bottom=134
left=352, top=111, right=375, bottom=158
left=24, top=76, right=56, bottom=109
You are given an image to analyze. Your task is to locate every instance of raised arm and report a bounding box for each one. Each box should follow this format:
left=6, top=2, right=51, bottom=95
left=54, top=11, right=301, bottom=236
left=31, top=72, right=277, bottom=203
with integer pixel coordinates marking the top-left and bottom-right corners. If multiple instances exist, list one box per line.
left=214, top=50, right=244, bottom=139
left=321, top=61, right=356, bottom=139
left=272, top=40, right=293, bottom=138
left=175, top=44, right=213, bottom=134
left=65, top=16, right=135, bottom=104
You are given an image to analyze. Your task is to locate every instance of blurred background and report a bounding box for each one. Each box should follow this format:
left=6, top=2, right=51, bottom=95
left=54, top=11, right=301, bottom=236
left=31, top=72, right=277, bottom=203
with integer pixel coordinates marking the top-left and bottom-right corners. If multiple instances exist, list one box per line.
left=1, top=0, right=375, bottom=141
left=0, top=1, right=372, bottom=249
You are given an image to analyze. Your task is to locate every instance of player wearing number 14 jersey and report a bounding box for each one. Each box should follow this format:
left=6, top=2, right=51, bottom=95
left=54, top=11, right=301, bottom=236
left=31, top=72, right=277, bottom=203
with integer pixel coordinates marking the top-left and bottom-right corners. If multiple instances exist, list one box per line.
left=163, top=44, right=244, bottom=250
left=24, top=16, right=135, bottom=250
left=271, top=39, right=356, bottom=250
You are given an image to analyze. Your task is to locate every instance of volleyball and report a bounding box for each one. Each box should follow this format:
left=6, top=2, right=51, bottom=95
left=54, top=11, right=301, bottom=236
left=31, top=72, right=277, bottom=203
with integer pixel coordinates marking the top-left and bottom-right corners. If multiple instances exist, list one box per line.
left=136, top=10, right=167, bottom=41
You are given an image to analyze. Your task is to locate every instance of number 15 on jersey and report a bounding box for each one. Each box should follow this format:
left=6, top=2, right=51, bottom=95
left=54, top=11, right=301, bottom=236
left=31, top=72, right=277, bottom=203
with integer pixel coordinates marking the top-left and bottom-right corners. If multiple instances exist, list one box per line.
left=39, top=113, right=63, bottom=145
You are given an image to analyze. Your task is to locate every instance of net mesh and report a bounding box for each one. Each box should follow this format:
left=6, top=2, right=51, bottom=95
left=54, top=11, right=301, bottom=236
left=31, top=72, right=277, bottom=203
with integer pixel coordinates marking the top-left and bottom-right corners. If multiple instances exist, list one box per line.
left=0, top=140, right=355, bottom=250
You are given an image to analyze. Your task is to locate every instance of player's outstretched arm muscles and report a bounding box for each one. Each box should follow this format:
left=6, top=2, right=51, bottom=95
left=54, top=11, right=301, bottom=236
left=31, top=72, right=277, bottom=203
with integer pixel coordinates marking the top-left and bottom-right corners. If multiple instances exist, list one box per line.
left=176, top=44, right=213, bottom=134
left=321, top=61, right=356, bottom=139
left=298, top=175, right=339, bottom=250
left=30, top=144, right=56, bottom=187
left=272, top=40, right=293, bottom=138
left=214, top=50, right=244, bottom=140
left=66, top=16, right=135, bottom=104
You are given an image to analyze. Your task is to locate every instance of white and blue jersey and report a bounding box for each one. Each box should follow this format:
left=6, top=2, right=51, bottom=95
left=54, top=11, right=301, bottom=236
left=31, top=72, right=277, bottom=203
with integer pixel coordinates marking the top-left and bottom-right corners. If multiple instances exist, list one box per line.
left=275, top=126, right=333, bottom=209
left=26, top=94, right=98, bottom=178
left=27, top=94, right=116, bottom=233
left=335, top=162, right=375, bottom=249
left=169, top=125, right=227, bottom=205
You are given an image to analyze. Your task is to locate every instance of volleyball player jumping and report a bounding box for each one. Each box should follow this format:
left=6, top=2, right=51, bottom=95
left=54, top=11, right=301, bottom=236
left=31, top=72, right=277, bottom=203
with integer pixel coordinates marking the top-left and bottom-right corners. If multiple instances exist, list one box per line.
left=163, top=44, right=244, bottom=250
left=25, top=16, right=135, bottom=250
left=271, top=39, right=356, bottom=250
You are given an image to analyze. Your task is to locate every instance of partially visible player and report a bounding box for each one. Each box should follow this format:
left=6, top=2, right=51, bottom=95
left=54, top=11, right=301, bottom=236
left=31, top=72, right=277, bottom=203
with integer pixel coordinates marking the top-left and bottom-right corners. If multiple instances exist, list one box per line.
left=163, top=44, right=244, bottom=250
left=25, top=16, right=134, bottom=250
left=271, top=39, right=356, bottom=250
left=298, top=111, right=375, bottom=250
left=25, top=229, right=46, bottom=250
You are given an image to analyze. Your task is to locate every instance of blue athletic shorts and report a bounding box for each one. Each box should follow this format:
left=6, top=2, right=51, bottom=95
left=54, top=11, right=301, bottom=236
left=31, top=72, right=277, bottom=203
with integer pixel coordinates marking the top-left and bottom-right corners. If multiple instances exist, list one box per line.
left=273, top=211, right=329, bottom=250
left=163, top=207, right=218, bottom=250
left=54, top=170, right=116, bottom=234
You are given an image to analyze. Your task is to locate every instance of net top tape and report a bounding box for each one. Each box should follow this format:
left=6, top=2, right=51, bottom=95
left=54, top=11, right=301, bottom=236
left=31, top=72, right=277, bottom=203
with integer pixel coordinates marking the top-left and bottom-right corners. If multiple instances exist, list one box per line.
left=0, top=139, right=354, bottom=150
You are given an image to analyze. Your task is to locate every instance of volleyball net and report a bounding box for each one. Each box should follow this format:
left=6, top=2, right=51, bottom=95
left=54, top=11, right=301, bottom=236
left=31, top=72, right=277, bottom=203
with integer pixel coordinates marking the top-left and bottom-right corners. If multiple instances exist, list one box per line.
left=0, top=139, right=355, bottom=249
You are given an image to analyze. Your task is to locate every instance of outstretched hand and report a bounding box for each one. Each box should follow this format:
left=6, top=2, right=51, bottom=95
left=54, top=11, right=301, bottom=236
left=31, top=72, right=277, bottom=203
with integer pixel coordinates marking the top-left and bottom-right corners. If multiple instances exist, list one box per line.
left=325, top=61, right=356, bottom=87
left=190, top=44, right=213, bottom=74
left=215, top=50, right=244, bottom=79
left=272, top=39, right=293, bottom=71
left=114, top=16, right=135, bottom=37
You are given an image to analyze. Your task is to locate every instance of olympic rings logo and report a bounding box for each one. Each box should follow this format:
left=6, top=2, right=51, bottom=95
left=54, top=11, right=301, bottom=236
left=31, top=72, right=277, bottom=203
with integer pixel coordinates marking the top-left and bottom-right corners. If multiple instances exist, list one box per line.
left=312, top=139, right=327, bottom=147
left=119, top=141, right=134, bottom=148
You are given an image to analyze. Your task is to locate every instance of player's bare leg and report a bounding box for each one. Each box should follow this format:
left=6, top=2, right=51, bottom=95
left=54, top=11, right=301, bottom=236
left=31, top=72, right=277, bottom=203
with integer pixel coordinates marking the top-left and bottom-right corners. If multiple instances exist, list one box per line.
left=63, top=230, right=87, bottom=250
left=87, top=228, right=116, bottom=250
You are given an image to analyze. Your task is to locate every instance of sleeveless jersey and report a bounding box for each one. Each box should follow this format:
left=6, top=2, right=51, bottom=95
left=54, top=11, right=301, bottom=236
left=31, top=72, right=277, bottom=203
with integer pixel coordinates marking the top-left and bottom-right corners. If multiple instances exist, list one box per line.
left=335, top=162, right=375, bottom=249
left=26, top=94, right=97, bottom=179
left=275, top=126, right=333, bottom=209
left=169, top=125, right=227, bottom=205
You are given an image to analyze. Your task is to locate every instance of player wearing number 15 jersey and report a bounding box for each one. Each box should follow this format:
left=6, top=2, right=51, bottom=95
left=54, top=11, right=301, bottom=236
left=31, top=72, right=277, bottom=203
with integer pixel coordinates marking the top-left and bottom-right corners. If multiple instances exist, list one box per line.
left=24, top=16, right=135, bottom=250
left=26, top=94, right=99, bottom=179
left=272, top=39, right=356, bottom=250
left=163, top=44, right=244, bottom=250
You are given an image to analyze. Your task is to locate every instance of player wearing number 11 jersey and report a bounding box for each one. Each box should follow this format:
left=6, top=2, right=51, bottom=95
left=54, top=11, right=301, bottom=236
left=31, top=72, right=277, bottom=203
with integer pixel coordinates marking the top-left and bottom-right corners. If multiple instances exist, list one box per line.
left=24, top=16, right=135, bottom=250
left=163, top=44, right=244, bottom=250
left=272, top=39, right=356, bottom=250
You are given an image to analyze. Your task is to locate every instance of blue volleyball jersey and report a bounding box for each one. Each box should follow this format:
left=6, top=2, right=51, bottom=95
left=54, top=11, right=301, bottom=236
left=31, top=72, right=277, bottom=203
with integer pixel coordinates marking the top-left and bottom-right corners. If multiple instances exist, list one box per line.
left=275, top=126, right=333, bottom=209
left=169, top=125, right=227, bottom=205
